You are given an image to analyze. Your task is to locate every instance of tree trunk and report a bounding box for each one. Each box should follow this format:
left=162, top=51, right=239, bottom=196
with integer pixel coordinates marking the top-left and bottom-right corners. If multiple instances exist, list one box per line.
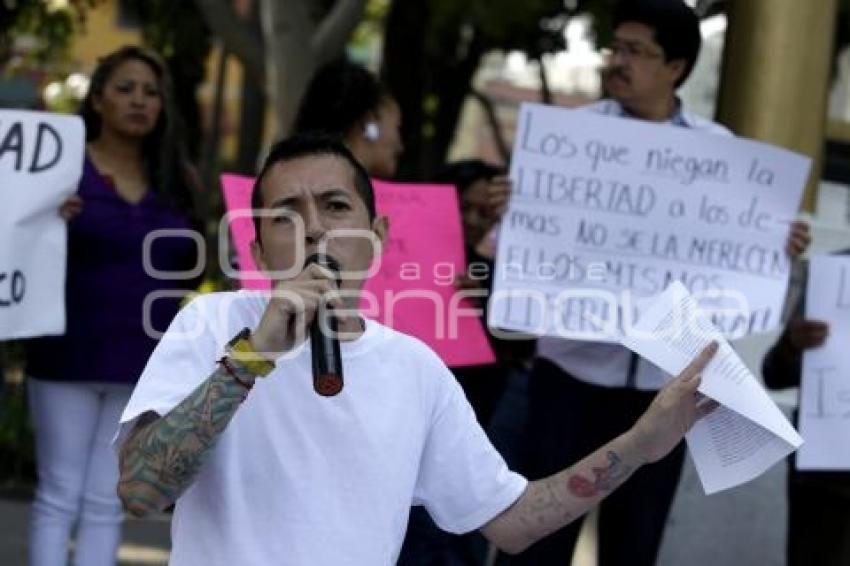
left=260, top=0, right=315, bottom=138
left=537, top=54, right=552, bottom=105
left=381, top=0, right=429, bottom=180
left=200, top=44, right=229, bottom=196
left=383, top=0, right=486, bottom=180
left=198, top=0, right=365, bottom=141
left=429, top=34, right=485, bottom=175
left=236, top=77, right=267, bottom=173
left=260, top=0, right=366, bottom=139
left=194, top=0, right=264, bottom=87
left=236, top=2, right=266, bottom=174
left=470, top=89, right=511, bottom=164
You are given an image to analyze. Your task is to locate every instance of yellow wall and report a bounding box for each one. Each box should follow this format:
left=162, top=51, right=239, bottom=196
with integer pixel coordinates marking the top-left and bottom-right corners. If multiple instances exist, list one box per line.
left=71, top=2, right=141, bottom=73
left=68, top=0, right=262, bottom=164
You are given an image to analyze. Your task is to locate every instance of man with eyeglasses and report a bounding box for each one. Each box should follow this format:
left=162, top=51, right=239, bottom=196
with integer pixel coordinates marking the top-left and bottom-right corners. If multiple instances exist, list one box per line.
left=514, top=1, right=811, bottom=565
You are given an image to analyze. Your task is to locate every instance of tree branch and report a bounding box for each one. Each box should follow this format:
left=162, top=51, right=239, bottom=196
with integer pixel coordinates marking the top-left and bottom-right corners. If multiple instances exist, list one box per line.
left=194, top=0, right=265, bottom=86
left=261, top=0, right=315, bottom=136
left=470, top=88, right=511, bottom=164
left=312, top=0, right=367, bottom=67
left=536, top=54, right=552, bottom=105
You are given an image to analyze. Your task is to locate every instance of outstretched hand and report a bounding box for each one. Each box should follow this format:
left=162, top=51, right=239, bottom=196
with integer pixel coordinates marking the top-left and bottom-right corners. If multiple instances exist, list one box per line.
left=785, top=220, right=811, bottom=258
left=485, top=175, right=512, bottom=222
left=628, top=342, right=720, bottom=464
left=783, top=318, right=829, bottom=351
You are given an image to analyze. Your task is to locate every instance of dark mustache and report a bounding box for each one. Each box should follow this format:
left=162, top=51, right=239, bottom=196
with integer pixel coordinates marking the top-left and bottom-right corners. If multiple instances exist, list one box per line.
left=603, top=67, right=631, bottom=83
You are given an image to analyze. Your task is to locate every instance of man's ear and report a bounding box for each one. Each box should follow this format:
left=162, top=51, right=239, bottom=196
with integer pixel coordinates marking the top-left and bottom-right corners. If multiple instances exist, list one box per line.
left=667, top=58, right=687, bottom=86
left=250, top=238, right=268, bottom=273
left=91, top=91, right=105, bottom=114
left=371, top=215, right=389, bottom=256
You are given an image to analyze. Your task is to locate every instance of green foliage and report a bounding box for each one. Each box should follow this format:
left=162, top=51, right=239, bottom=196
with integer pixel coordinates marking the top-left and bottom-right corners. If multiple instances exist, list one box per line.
left=0, top=381, right=35, bottom=485
left=469, top=0, right=567, bottom=55
left=0, top=342, right=34, bottom=485
left=425, top=0, right=620, bottom=58
left=122, top=0, right=210, bottom=65
left=351, top=0, right=390, bottom=52
left=1, top=0, right=102, bottom=71
left=383, top=0, right=622, bottom=179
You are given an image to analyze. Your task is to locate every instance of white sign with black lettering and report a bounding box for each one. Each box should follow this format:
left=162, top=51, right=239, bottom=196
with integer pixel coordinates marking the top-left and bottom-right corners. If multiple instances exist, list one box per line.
left=0, top=110, right=84, bottom=339
left=489, top=103, right=811, bottom=342
left=798, top=255, right=850, bottom=470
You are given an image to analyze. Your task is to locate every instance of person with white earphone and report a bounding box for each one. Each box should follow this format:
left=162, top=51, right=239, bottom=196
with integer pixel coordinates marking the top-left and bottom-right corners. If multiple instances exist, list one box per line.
left=293, top=59, right=403, bottom=179
left=363, top=120, right=380, bottom=142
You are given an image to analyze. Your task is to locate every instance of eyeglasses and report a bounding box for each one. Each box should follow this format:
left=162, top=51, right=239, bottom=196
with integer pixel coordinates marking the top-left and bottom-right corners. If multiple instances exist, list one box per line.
left=602, top=40, right=664, bottom=62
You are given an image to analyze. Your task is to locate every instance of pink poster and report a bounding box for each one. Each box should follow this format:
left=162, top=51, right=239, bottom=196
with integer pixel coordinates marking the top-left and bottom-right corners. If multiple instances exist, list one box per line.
left=220, top=174, right=496, bottom=367
left=220, top=174, right=269, bottom=290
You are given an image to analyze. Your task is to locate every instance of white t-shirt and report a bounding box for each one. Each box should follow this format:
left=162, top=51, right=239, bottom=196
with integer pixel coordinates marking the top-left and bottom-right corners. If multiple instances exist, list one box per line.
left=118, top=291, right=527, bottom=566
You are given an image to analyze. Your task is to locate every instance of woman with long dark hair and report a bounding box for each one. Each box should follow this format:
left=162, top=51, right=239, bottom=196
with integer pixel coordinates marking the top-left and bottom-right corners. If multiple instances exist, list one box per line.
left=293, top=58, right=404, bottom=179
left=26, top=45, right=200, bottom=565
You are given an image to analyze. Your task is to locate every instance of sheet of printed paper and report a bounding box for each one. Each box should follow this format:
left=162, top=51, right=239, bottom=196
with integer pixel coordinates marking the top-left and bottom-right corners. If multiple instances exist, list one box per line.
left=0, top=110, right=84, bottom=339
left=798, top=255, right=850, bottom=470
left=489, top=102, right=811, bottom=342
left=622, top=281, right=803, bottom=494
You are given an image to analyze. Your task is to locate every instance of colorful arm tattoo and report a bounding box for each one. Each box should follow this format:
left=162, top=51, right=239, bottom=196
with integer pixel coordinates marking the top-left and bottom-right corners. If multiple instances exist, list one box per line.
left=118, top=361, right=255, bottom=516
left=567, top=451, right=632, bottom=498
left=480, top=437, right=640, bottom=554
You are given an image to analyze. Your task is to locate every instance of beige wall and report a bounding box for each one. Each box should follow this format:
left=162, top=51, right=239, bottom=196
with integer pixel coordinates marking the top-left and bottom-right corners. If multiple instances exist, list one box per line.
left=68, top=0, right=267, bottom=164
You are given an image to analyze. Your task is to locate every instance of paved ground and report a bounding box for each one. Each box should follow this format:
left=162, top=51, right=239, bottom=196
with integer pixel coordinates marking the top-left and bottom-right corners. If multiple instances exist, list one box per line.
left=0, top=421, right=789, bottom=566
left=0, top=494, right=172, bottom=566
left=0, top=462, right=787, bottom=566
left=657, top=452, right=787, bottom=566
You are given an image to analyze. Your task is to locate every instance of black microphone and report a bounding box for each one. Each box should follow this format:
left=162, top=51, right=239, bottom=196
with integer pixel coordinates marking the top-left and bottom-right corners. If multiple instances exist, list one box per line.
left=305, top=253, right=344, bottom=396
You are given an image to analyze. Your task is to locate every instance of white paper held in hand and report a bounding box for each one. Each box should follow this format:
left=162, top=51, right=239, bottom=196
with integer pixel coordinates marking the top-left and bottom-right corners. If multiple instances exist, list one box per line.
left=621, top=281, right=802, bottom=494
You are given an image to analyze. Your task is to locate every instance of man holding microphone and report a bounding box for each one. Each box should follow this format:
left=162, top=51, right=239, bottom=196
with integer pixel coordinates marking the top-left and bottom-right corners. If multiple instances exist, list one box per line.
left=116, top=134, right=718, bottom=565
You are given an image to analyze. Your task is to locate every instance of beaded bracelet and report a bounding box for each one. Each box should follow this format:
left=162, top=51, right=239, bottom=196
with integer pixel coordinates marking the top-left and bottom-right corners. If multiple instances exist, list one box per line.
left=217, top=356, right=254, bottom=391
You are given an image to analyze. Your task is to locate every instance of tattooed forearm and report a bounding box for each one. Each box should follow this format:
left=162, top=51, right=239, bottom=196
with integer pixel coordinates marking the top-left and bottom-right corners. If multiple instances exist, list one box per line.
left=516, top=475, right=574, bottom=532
left=118, top=361, right=255, bottom=516
left=480, top=432, right=641, bottom=555
left=567, top=451, right=632, bottom=498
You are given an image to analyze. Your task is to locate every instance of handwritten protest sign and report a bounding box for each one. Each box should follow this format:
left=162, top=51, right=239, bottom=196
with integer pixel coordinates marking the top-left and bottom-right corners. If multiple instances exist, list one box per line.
left=489, top=103, right=811, bottom=342
left=798, top=255, right=850, bottom=470
left=220, top=174, right=496, bottom=367
left=0, top=110, right=84, bottom=339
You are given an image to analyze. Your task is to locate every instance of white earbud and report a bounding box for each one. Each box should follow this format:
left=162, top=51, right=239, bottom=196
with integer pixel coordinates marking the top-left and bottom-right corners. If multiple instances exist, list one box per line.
left=364, top=121, right=380, bottom=141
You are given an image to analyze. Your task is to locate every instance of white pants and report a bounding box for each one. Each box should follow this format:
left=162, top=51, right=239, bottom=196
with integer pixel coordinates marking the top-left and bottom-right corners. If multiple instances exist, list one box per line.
left=28, top=378, right=134, bottom=566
